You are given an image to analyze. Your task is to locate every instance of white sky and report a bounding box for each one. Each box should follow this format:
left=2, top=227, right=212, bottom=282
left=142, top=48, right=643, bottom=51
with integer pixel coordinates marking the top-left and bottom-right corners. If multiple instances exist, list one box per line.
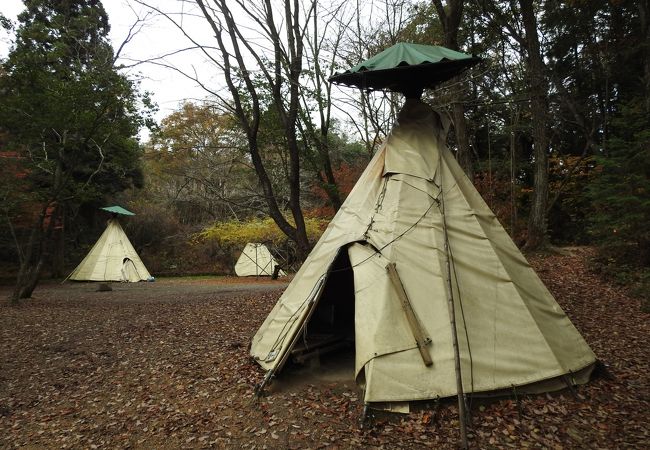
left=0, top=0, right=219, bottom=128
left=0, top=0, right=395, bottom=143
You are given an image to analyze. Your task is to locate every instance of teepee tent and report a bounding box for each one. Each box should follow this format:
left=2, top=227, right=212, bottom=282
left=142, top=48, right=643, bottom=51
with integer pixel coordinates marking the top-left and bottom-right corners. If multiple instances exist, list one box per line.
left=235, top=243, right=286, bottom=277
left=67, top=207, right=151, bottom=282
left=250, top=99, right=596, bottom=412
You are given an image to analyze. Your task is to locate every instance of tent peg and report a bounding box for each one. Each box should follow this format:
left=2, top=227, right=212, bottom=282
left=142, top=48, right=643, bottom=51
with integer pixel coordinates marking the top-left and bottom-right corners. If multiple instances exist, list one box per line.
left=511, top=384, right=523, bottom=419
left=562, top=372, right=579, bottom=399
left=359, top=403, right=371, bottom=429
left=254, top=370, right=274, bottom=399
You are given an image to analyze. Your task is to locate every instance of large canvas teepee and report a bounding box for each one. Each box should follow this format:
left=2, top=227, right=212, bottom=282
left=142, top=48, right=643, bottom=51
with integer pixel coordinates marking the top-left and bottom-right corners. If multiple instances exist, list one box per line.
left=68, top=218, right=151, bottom=282
left=235, top=243, right=286, bottom=277
left=251, top=99, right=596, bottom=409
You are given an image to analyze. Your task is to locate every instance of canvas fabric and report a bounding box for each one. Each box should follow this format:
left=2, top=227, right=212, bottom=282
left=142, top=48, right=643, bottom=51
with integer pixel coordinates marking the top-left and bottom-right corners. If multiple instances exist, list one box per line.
left=68, top=219, right=151, bottom=282
left=250, top=99, right=596, bottom=404
left=235, top=243, right=286, bottom=277
left=346, top=42, right=474, bottom=74
left=121, top=259, right=140, bottom=282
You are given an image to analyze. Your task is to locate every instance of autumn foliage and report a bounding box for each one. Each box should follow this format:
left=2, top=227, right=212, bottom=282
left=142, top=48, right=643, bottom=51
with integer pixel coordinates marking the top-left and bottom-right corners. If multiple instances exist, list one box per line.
left=195, top=217, right=330, bottom=271
left=308, top=162, right=366, bottom=219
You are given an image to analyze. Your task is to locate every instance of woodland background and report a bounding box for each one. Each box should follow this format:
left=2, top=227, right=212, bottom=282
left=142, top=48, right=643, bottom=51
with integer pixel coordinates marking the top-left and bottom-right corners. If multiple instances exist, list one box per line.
left=0, top=0, right=648, bottom=307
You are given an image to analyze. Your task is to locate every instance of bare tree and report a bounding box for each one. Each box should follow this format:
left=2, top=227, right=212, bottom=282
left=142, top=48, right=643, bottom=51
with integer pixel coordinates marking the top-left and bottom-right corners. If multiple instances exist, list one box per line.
left=296, top=1, right=354, bottom=211
left=331, top=0, right=414, bottom=156
left=192, top=0, right=312, bottom=259
left=131, top=0, right=370, bottom=258
left=479, top=0, right=550, bottom=250
left=518, top=0, right=549, bottom=250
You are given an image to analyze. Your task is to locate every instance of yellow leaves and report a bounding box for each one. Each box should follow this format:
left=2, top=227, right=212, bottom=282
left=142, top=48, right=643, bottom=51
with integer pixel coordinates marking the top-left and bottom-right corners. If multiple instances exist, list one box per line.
left=195, top=216, right=329, bottom=247
left=150, top=102, right=243, bottom=160
left=158, top=102, right=237, bottom=139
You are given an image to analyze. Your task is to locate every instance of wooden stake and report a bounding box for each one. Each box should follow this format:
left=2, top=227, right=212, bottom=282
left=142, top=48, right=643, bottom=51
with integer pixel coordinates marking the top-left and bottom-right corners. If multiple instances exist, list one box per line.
left=386, top=262, right=433, bottom=366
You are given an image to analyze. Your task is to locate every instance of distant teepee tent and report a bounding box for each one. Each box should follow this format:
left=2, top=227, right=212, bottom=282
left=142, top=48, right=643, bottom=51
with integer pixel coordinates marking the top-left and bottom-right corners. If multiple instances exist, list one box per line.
left=67, top=207, right=151, bottom=282
left=250, top=99, right=596, bottom=411
left=235, top=243, right=286, bottom=277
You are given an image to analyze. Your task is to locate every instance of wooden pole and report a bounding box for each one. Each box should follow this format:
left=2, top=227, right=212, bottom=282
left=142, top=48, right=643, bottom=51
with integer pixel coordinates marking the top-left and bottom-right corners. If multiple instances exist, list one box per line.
left=386, top=262, right=433, bottom=366
left=439, top=174, right=469, bottom=449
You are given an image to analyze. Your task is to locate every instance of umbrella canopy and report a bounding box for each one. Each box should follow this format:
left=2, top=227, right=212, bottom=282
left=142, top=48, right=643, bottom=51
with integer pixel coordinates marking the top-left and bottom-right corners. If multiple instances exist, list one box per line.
left=101, top=205, right=135, bottom=216
left=329, top=42, right=480, bottom=95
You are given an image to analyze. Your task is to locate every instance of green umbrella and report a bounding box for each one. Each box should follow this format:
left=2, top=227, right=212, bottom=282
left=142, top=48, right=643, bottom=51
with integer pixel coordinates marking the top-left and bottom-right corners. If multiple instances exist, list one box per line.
left=329, top=42, right=480, bottom=96
left=101, top=205, right=135, bottom=216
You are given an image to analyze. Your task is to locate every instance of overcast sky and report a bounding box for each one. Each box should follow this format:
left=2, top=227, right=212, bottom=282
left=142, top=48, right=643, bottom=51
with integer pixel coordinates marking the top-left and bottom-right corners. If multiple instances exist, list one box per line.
left=0, top=0, right=378, bottom=143
left=1, top=0, right=220, bottom=128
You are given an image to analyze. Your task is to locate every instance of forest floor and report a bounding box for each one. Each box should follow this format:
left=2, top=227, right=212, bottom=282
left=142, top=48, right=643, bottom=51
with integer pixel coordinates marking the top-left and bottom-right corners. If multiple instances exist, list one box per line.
left=0, top=247, right=648, bottom=449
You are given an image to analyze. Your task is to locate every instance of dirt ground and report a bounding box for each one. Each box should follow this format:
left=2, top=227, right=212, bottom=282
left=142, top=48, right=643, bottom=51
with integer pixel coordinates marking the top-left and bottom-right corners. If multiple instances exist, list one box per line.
left=1, top=249, right=649, bottom=449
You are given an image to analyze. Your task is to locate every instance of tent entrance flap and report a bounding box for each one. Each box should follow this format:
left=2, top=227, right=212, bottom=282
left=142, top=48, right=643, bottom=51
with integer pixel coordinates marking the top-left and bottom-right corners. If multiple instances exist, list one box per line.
left=286, top=249, right=356, bottom=367
left=121, top=258, right=140, bottom=282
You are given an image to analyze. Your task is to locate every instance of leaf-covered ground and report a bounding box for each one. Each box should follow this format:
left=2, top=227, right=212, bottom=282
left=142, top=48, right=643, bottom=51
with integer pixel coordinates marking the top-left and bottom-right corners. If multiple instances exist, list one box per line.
left=0, top=248, right=648, bottom=449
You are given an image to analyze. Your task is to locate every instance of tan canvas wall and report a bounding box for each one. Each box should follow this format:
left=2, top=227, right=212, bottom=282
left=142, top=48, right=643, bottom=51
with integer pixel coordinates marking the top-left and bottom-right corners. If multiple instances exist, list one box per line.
left=234, top=243, right=286, bottom=277
left=250, top=100, right=596, bottom=405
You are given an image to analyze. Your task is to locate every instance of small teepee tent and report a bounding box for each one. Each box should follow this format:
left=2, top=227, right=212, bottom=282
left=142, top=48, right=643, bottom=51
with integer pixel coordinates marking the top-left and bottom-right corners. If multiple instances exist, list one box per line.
left=235, top=243, right=286, bottom=277
left=67, top=207, right=151, bottom=282
left=250, top=101, right=595, bottom=411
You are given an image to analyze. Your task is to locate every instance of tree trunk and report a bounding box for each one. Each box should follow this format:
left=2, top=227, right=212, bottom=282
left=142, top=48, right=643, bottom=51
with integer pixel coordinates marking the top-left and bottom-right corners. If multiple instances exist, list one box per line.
left=639, top=1, right=650, bottom=112
left=317, top=130, right=342, bottom=211
left=8, top=217, right=48, bottom=305
left=10, top=257, right=46, bottom=304
left=432, top=0, right=473, bottom=178
left=51, top=209, right=65, bottom=278
left=310, top=5, right=341, bottom=212
left=281, top=0, right=310, bottom=261
left=510, top=106, right=519, bottom=238
left=520, top=0, right=550, bottom=251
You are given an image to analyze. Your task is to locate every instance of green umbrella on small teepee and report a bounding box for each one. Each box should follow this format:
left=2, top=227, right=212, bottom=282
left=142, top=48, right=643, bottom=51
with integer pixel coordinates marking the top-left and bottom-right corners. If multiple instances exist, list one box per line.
left=100, top=205, right=135, bottom=216
left=329, top=42, right=480, bottom=97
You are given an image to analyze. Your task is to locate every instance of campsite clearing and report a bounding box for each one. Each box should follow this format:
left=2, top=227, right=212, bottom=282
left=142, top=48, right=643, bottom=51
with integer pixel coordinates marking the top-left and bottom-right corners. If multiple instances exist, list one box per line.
left=1, top=248, right=648, bottom=449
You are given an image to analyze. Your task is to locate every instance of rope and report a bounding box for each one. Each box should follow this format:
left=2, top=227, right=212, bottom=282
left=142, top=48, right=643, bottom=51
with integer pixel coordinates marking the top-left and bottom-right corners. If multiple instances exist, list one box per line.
left=363, top=176, right=388, bottom=239
left=262, top=176, right=442, bottom=362
left=330, top=178, right=442, bottom=274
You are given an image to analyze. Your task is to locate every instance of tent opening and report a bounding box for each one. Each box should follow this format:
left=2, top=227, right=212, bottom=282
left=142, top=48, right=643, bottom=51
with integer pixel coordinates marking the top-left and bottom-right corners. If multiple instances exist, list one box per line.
left=288, top=249, right=356, bottom=369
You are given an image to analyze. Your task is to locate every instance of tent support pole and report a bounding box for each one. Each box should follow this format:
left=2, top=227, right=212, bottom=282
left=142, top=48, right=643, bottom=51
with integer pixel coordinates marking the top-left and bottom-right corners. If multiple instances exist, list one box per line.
left=444, top=241, right=469, bottom=449
left=440, top=179, right=469, bottom=449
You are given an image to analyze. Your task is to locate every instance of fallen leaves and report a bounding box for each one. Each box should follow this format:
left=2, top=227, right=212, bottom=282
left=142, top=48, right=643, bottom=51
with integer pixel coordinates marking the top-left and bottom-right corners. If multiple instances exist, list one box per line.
left=0, top=250, right=648, bottom=449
